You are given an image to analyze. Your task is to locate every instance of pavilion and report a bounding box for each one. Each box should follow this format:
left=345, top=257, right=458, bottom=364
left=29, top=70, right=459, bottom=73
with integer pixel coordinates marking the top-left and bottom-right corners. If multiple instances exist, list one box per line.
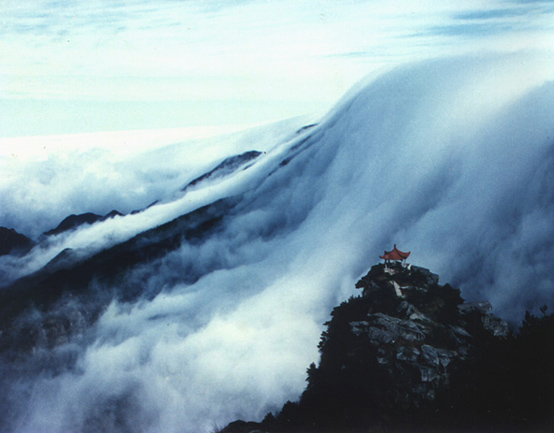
left=380, top=244, right=410, bottom=266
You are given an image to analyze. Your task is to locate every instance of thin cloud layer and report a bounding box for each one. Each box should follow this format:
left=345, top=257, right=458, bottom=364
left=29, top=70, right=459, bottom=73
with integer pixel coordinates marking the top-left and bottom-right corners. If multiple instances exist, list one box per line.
left=3, top=0, right=554, bottom=136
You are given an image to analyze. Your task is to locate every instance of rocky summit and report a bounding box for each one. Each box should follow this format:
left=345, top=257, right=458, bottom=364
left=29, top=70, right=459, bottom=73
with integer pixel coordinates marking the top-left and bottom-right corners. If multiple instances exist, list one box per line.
left=292, top=262, right=511, bottom=432
left=348, top=262, right=509, bottom=404
left=222, top=262, right=554, bottom=433
left=349, top=264, right=509, bottom=406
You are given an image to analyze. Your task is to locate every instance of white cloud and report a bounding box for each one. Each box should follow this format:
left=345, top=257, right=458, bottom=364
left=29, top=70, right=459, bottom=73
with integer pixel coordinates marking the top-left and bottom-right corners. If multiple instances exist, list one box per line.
left=3, top=0, right=554, bottom=430
left=3, top=51, right=554, bottom=433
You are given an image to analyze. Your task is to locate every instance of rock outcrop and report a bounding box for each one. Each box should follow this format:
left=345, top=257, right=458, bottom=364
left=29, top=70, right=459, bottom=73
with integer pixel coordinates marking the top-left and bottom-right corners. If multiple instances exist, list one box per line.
left=345, top=262, right=508, bottom=405
left=221, top=262, right=526, bottom=433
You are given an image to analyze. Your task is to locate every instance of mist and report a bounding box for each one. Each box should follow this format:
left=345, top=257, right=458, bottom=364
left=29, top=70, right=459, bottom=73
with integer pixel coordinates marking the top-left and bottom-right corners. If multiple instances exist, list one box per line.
left=1, top=52, right=554, bottom=433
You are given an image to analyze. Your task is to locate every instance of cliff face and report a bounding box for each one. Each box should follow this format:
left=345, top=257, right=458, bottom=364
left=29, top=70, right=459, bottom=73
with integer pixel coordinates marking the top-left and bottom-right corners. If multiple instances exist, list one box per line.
left=223, top=262, right=554, bottom=433
left=291, top=263, right=509, bottom=432
left=345, top=263, right=508, bottom=403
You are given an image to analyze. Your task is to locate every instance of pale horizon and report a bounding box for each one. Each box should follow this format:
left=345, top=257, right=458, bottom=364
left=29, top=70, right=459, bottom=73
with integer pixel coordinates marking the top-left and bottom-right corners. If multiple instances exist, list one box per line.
left=2, top=0, right=554, bottom=138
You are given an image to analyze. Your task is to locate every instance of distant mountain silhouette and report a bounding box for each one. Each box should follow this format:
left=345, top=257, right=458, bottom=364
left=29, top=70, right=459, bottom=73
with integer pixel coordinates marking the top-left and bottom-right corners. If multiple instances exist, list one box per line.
left=181, top=150, right=262, bottom=191
left=0, top=198, right=236, bottom=354
left=0, top=227, right=33, bottom=256
left=43, top=210, right=123, bottom=236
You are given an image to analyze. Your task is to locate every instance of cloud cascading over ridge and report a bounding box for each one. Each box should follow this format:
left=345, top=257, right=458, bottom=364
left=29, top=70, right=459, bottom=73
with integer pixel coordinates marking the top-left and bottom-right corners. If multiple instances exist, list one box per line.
left=1, top=52, right=554, bottom=433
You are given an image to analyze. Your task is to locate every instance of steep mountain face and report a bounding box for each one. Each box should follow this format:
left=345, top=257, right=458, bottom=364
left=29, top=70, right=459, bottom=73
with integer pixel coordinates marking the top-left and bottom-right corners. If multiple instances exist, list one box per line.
left=297, top=263, right=509, bottom=430
left=348, top=263, right=508, bottom=401
left=223, top=263, right=553, bottom=433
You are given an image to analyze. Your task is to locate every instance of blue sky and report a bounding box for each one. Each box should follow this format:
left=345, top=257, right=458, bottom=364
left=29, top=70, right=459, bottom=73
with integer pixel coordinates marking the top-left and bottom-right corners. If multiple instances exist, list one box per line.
left=1, top=0, right=553, bottom=137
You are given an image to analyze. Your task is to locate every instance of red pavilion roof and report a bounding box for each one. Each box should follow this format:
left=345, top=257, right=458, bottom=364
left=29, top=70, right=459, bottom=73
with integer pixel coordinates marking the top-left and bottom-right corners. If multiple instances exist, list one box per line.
left=380, top=244, right=410, bottom=261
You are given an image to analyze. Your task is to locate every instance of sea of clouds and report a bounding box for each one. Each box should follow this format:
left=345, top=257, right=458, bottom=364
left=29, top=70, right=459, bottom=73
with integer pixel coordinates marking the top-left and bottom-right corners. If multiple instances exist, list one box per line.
left=1, top=52, right=554, bottom=432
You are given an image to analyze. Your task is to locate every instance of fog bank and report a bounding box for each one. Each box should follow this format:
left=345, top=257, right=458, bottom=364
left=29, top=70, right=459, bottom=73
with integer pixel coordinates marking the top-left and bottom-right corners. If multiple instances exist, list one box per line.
left=1, top=53, right=554, bottom=432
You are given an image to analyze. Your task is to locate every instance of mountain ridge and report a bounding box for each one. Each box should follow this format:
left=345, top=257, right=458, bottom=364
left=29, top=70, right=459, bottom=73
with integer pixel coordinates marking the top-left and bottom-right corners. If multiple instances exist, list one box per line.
left=0, top=227, right=34, bottom=256
left=0, top=197, right=239, bottom=355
